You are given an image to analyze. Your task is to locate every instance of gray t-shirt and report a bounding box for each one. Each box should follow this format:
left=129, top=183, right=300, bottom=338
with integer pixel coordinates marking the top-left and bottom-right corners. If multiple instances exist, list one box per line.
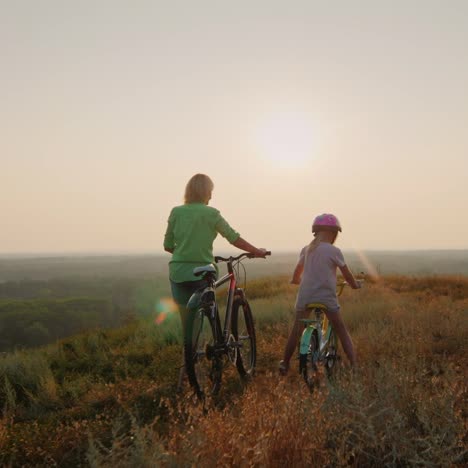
left=295, top=242, right=346, bottom=312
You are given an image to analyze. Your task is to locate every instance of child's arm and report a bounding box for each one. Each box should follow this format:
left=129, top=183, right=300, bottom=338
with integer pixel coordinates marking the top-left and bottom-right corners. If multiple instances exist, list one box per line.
left=339, top=264, right=361, bottom=289
left=290, top=261, right=304, bottom=284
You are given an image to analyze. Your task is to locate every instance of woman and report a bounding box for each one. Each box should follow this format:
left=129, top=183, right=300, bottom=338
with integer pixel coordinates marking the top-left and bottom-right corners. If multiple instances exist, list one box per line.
left=164, top=174, right=268, bottom=387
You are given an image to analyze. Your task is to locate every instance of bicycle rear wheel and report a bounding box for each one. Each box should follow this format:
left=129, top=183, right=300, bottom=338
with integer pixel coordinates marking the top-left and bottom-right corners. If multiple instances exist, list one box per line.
left=301, top=328, right=319, bottom=390
left=184, top=306, right=221, bottom=399
left=231, top=297, right=256, bottom=377
left=324, top=328, right=339, bottom=378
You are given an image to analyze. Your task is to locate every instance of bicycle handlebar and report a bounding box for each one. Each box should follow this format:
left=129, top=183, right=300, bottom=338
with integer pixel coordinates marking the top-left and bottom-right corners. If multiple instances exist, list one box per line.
left=215, top=251, right=271, bottom=263
left=336, top=279, right=364, bottom=296
left=337, top=281, right=347, bottom=296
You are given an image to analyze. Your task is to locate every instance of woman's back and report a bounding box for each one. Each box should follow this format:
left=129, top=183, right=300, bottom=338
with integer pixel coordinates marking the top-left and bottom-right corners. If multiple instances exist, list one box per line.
left=166, top=203, right=239, bottom=260
left=164, top=202, right=240, bottom=283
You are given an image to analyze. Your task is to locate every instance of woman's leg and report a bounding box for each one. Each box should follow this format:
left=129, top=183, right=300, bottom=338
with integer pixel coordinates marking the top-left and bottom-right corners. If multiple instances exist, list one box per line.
left=170, top=279, right=208, bottom=391
left=325, top=310, right=356, bottom=366
left=281, top=310, right=309, bottom=371
left=170, top=279, right=206, bottom=329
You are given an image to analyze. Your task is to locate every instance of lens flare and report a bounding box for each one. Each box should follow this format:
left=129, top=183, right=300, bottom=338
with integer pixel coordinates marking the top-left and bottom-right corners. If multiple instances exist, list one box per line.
left=154, top=297, right=178, bottom=325
left=352, top=248, right=380, bottom=280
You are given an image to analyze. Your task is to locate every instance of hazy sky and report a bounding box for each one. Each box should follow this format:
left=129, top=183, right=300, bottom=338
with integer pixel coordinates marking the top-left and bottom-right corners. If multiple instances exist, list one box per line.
left=2, top=0, right=468, bottom=254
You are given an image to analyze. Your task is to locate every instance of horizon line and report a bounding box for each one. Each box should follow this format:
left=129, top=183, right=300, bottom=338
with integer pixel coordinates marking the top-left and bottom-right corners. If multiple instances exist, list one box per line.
left=1, top=247, right=468, bottom=258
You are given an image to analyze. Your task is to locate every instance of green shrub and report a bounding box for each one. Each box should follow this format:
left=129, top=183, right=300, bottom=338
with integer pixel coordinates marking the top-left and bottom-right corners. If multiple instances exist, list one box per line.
left=0, top=351, right=58, bottom=411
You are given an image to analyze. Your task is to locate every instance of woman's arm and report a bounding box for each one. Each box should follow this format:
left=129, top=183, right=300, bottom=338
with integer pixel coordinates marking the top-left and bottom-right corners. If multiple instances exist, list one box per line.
left=231, top=237, right=267, bottom=257
left=215, top=212, right=267, bottom=257
left=163, top=209, right=175, bottom=254
left=339, top=264, right=361, bottom=289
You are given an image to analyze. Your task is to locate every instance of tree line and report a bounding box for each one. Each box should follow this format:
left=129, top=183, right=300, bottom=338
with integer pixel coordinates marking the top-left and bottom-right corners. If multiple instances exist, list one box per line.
left=0, top=276, right=170, bottom=351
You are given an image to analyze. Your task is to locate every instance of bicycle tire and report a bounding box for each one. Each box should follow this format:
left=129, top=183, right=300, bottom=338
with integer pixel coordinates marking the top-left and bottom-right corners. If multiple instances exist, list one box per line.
left=324, top=328, right=339, bottom=378
left=231, top=297, right=256, bottom=377
left=184, top=306, right=221, bottom=399
left=302, top=328, right=319, bottom=390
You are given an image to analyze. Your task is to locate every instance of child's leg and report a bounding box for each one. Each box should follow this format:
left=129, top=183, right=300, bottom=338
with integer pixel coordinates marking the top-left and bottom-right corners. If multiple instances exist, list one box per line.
left=281, top=310, right=309, bottom=370
left=325, top=310, right=356, bottom=366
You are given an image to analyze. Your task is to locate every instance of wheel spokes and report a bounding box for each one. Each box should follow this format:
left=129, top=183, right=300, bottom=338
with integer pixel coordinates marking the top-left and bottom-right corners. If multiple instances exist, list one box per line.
left=187, top=310, right=220, bottom=397
left=237, top=322, right=253, bottom=368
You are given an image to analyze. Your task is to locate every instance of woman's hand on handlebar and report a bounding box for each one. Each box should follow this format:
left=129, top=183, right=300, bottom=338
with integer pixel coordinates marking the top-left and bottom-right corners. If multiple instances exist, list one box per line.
left=254, top=248, right=270, bottom=258
left=215, top=250, right=271, bottom=263
left=232, top=237, right=270, bottom=258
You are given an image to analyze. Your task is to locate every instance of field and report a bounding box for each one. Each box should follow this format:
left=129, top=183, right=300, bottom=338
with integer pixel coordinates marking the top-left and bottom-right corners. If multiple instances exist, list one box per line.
left=0, top=254, right=467, bottom=466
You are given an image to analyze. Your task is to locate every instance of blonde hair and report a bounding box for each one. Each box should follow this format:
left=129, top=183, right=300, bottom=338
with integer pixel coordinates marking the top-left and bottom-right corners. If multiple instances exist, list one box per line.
left=184, top=174, right=214, bottom=204
left=305, top=231, right=336, bottom=258
left=305, top=233, right=322, bottom=257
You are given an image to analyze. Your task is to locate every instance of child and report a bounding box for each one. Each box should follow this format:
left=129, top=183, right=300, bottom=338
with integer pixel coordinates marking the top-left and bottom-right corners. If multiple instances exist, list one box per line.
left=279, top=213, right=361, bottom=375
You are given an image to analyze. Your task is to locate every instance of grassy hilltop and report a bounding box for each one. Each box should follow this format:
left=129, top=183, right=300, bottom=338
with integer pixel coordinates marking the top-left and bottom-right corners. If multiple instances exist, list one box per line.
left=0, top=274, right=467, bottom=466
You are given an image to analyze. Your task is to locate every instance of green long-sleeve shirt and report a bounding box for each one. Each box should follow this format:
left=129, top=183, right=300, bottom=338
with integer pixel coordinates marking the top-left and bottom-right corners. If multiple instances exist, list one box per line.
left=163, top=203, right=240, bottom=282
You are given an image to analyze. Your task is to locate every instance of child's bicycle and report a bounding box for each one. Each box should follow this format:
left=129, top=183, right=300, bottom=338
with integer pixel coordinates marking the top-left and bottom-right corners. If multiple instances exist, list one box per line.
left=298, top=281, right=354, bottom=390
left=184, top=252, right=271, bottom=400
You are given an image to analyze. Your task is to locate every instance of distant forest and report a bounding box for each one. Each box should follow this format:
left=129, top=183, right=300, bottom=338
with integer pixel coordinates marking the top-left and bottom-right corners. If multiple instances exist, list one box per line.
left=0, top=276, right=169, bottom=351
left=1, top=250, right=468, bottom=281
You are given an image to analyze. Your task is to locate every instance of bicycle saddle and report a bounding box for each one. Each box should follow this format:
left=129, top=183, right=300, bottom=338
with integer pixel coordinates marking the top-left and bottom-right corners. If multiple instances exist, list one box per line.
left=305, top=302, right=328, bottom=311
left=193, top=264, right=216, bottom=277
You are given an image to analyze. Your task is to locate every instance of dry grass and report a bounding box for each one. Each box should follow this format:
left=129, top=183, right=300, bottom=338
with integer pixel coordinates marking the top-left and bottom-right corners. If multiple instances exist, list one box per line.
left=1, top=275, right=467, bottom=466
left=382, top=274, right=468, bottom=301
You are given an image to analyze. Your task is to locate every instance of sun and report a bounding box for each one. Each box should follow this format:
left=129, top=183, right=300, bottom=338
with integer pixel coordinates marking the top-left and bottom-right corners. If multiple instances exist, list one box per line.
left=256, top=112, right=316, bottom=168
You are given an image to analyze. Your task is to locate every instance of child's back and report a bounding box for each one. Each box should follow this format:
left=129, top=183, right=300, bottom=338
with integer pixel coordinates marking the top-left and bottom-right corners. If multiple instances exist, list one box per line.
left=295, top=242, right=345, bottom=313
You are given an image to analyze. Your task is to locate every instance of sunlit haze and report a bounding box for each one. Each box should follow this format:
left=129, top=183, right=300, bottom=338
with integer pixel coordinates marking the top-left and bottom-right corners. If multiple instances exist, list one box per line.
left=2, top=1, right=468, bottom=254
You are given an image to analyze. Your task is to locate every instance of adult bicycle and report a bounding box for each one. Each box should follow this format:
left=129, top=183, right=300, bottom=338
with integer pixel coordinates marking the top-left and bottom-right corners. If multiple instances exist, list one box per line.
left=184, top=251, right=271, bottom=400
left=299, top=281, right=354, bottom=390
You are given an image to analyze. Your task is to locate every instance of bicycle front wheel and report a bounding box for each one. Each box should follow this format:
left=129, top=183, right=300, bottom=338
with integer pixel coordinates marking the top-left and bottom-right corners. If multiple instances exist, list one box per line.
left=231, top=297, right=256, bottom=377
left=184, top=306, right=221, bottom=399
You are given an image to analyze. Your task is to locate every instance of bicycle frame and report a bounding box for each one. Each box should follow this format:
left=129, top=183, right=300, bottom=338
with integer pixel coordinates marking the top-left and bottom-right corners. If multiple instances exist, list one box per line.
left=299, top=312, right=332, bottom=357
left=215, top=266, right=239, bottom=343
left=186, top=253, right=257, bottom=347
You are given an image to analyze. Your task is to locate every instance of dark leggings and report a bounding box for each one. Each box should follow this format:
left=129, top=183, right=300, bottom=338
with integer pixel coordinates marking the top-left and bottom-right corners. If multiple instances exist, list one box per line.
left=170, top=279, right=206, bottom=331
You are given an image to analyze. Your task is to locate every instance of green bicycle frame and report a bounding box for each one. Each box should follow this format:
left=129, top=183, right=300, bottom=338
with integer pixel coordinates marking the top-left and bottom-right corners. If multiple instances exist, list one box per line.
left=299, top=282, right=347, bottom=355
left=299, top=324, right=316, bottom=354
left=299, top=315, right=334, bottom=355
